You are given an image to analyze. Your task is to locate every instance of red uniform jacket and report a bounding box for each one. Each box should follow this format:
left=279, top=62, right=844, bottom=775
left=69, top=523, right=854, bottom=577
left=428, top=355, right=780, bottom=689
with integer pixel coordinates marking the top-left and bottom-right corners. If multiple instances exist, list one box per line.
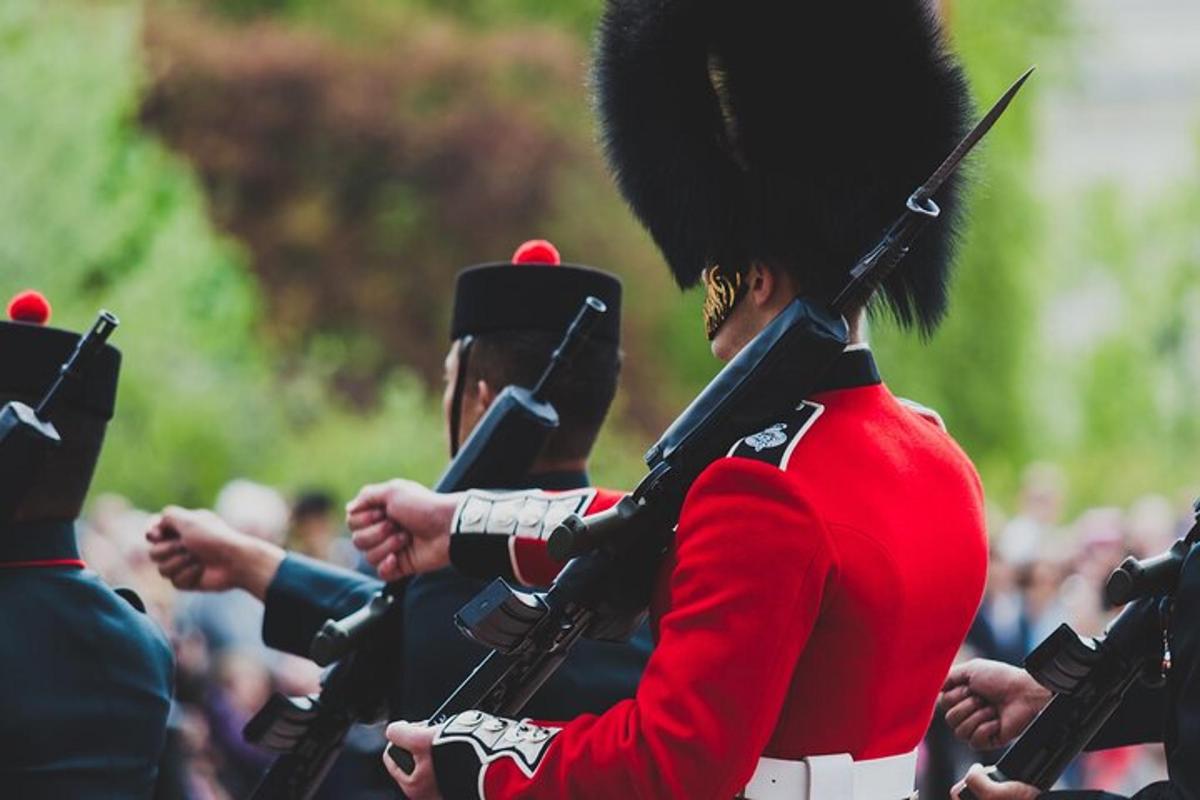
left=434, top=349, right=988, bottom=800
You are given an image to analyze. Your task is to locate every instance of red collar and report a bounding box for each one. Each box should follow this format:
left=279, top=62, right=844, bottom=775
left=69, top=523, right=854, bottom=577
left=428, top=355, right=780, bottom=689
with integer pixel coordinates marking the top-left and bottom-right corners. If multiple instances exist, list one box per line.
left=0, top=558, right=85, bottom=570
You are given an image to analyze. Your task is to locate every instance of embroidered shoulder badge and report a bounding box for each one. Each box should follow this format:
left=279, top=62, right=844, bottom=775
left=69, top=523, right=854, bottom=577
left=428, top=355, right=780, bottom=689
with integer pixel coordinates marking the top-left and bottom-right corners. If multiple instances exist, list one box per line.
left=728, top=401, right=825, bottom=469
left=743, top=423, right=789, bottom=452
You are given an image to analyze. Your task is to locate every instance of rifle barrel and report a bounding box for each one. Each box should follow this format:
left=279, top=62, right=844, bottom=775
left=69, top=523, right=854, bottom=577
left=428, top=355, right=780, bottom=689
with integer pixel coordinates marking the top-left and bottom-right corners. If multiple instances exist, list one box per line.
left=529, top=297, right=606, bottom=402
left=829, top=67, right=1034, bottom=318
left=36, top=311, right=119, bottom=418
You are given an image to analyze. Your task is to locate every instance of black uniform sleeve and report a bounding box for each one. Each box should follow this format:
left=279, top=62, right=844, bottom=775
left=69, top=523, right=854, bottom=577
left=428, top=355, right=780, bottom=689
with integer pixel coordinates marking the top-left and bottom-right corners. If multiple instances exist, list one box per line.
left=262, top=553, right=382, bottom=657
left=1085, top=681, right=1168, bottom=750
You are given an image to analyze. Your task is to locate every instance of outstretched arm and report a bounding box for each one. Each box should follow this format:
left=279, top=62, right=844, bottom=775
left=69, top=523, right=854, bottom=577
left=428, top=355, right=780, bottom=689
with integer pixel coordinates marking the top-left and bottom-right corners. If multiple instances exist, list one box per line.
left=349, top=482, right=621, bottom=586
left=146, top=506, right=385, bottom=658
left=146, top=506, right=284, bottom=599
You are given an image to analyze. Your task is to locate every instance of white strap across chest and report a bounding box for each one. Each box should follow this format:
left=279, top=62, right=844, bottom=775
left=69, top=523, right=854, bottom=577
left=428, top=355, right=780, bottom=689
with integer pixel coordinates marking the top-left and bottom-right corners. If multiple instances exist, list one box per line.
left=742, top=749, right=918, bottom=800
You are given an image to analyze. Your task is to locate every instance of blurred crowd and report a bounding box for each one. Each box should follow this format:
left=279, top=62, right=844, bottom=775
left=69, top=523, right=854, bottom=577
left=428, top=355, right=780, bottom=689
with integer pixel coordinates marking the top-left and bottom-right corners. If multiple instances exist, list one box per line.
left=80, top=480, right=359, bottom=800
left=922, top=463, right=1191, bottom=799
left=79, top=467, right=1193, bottom=799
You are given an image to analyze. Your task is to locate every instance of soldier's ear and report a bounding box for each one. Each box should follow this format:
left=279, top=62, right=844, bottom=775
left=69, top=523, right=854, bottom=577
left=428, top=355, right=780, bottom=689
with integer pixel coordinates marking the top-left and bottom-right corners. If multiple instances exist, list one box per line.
left=475, top=380, right=496, bottom=413
left=749, top=262, right=799, bottom=313
left=747, top=263, right=776, bottom=309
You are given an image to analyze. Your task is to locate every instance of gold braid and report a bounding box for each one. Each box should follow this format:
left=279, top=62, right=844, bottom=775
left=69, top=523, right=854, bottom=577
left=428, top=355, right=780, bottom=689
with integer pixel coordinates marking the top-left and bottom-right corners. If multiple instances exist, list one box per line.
left=702, top=265, right=748, bottom=340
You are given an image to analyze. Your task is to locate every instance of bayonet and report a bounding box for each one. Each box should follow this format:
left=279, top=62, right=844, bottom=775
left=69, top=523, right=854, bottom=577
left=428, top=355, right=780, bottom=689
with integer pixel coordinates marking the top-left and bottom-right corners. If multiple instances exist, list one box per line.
left=832, top=66, right=1036, bottom=315
left=915, top=66, right=1037, bottom=204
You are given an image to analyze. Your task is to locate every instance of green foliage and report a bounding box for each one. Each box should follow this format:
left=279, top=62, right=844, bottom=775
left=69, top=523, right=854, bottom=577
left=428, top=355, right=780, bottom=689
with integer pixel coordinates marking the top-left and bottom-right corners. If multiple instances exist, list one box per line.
left=1034, top=164, right=1200, bottom=508
left=9, top=0, right=1197, bottom=518
left=210, top=0, right=603, bottom=41
left=0, top=0, right=448, bottom=509
left=872, top=0, right=1070, bottom=502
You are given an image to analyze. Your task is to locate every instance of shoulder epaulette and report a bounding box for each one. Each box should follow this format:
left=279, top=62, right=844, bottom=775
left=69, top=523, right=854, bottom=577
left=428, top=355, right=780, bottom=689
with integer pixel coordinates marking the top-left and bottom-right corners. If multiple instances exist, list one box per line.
left=727, top=401, right=825, bottom=470
left=897, top=397, right=947, bottom=432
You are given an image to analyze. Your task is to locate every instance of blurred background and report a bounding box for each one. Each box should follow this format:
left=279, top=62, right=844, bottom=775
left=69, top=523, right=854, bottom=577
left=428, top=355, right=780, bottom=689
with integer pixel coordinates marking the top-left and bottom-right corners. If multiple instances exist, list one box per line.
left=2, top=0, right=1198, bottom=797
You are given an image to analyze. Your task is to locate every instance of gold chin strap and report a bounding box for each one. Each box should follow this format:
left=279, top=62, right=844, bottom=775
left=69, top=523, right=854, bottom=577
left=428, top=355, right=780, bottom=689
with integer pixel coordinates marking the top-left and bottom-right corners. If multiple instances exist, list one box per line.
left=702, top=264, right=748, bottom=340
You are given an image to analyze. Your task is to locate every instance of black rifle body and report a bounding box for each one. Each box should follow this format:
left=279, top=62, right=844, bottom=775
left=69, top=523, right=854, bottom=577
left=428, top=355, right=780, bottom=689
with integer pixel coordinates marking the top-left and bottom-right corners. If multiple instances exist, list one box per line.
left=246, top=299, right=605, bottom=800
left=989, top=599, right=1164, bottom=791
left=385, top=298, right=850, bottom=769
left=384, top=68, right=1035, bottom=774
left=969, top=512, right=1200, bottom=797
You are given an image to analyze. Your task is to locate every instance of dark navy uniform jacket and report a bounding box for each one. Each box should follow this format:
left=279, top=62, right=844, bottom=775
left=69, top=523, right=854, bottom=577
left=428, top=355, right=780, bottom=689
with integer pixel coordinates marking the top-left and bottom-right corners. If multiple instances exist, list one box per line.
left=0, top=520, right=173, bottom=798
left=1075, top=541, right=1200, bottom=800
left=261, top=470, right=652, bottom=721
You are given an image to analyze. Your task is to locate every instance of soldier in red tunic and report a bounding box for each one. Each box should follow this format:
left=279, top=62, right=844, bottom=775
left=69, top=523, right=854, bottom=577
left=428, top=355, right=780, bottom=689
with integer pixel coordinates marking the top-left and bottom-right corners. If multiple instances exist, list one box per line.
left=364, top=1, right=990, bottom=797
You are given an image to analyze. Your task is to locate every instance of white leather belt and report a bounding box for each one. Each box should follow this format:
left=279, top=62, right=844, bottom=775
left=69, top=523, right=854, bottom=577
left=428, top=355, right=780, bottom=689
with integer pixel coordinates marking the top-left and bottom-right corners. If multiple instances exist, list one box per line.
left=741, top=749, right=918, bottom=800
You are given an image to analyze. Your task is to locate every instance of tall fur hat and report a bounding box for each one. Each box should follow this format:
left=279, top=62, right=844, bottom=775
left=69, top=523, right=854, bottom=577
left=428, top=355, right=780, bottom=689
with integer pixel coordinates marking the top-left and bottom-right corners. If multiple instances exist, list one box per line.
left=594, top=0, right=972, bottom=332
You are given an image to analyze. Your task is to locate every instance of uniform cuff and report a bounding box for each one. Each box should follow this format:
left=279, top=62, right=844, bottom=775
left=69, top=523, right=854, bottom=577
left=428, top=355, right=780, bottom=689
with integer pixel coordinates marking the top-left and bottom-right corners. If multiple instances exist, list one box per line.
left=449, top=489, right=596, bottom=585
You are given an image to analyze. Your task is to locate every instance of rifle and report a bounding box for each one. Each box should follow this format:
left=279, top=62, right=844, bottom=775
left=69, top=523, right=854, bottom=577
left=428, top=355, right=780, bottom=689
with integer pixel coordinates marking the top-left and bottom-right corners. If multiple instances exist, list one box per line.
left=386, top=67, right=1036, bottom=773
left=0, top=311, right=119, bottom=522
left=244, top=297, right=608, bottom=800
left=962, top=503, right=1200, bottom=798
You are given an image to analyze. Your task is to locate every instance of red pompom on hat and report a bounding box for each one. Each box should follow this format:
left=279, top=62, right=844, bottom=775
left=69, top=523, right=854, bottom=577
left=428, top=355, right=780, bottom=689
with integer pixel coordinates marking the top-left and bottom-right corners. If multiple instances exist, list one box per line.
left=511, top=239, right=561, bottom=266
left=7, top=290, right=52, bottom=325
left=0, top=289, right=121, bottom=421
left=451, top=242, right=622, bottom=344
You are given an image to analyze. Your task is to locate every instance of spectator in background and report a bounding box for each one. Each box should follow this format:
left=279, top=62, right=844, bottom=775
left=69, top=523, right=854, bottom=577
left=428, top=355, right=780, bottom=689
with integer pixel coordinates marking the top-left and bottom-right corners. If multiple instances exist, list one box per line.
left=205, top=652, right=275, bottom=797
left=1061, top=507, right=1125, bottom=638
left=288, top=488, right=356, bottom=569
left=971, top=545, right=1029, bottom=666
left=1127, top=494, right=1177, bottom=559
left=999, top=462, right=1065, bottom=567
left=1020, top=557, right=1067, bottom=655
left=161, top=480, right=324, bottom=797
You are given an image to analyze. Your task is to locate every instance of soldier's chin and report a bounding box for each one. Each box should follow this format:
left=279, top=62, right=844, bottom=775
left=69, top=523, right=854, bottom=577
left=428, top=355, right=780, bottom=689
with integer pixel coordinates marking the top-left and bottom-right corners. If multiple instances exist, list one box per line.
left=710, top=324, right=737, bottom=362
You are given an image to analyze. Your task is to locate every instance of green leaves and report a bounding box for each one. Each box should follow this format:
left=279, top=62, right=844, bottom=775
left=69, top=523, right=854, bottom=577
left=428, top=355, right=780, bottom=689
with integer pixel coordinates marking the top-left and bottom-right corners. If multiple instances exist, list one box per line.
left=0, top=0, right=447, bottom=509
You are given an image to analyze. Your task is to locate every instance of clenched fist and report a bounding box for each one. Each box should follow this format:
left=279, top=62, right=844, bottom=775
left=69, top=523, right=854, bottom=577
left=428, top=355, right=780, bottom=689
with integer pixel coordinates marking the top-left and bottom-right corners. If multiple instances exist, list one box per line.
left=939, top=658, right=1051, bottom=751
left=345, top=479, right=461, bottom=581
left=145, top=506, right=284, bottom=599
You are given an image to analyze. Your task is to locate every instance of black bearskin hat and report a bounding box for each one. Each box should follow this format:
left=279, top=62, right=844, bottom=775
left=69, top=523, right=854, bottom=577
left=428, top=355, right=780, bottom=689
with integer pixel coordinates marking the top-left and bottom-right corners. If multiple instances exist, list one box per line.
left=594, top=0, right=972, bottom=332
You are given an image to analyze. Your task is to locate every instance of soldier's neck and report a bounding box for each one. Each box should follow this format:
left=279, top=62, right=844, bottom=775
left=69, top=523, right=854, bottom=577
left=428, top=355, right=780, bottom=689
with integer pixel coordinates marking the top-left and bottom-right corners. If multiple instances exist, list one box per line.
left=846, top=310, right=866, bottom=345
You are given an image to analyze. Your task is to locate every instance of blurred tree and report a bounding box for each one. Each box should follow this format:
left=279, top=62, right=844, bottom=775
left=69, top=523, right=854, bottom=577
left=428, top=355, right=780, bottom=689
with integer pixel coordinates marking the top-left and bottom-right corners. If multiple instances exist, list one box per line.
left=0, top=0, right=449, bottom=508
left=135, top=0, right=1082, bottom=504
left=17, top=0, right=1199, bottom=517
left=138, top=3, right=706, bottom=436
left=1041, top=152, right=1200, bottom=507
left=140, top=8, right=577, bottom=392
left=871, top=0, right=1069, bottom=502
